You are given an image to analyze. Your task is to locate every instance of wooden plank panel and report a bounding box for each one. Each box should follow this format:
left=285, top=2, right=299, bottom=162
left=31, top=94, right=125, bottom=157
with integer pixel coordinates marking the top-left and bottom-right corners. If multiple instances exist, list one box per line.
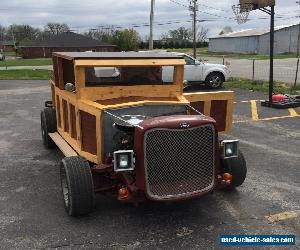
left=204, top=101, right=212, bottom=116
left=78, top=85, right=181, bottom=101
left=74, top=66, right=85, bottom=90
left=184, top=91, right=234, bottom=102
left=80, top=111, right=97, bottom=155
left=62, top=99, right=69, bottom=133
left=57, top=127, right=99, bottom=163
left=69, top=104, right=77, bottom=139
left=56, top=95, right=61, bottom=128
left=225, top=99, right=234, bottom=132
left=96, top=112, right=103, bottom=162
left=49, top=132, right=77, bottom=157
left=210, top=100, right=227, bottom=132
left=75, top=59, right=185, bottom=67
left=174, top=65, right=184, bottom=94
left=190, top=101, right=204, bottom=114
left=57, top=57, right=64, bottom=90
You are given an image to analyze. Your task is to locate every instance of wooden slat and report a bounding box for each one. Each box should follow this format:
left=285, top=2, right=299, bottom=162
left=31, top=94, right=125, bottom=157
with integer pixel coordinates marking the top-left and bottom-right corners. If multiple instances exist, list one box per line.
left=49, top=132, right=77, bottom=157
left=184, top=91, right=234, bottom=134
left=203, top=101, right=212, bottom=116
left=78, top=85, right=181, bottom=101
left=174, top=65, right=184, bottom=93
left=184, top=91, right=234, bottom=102
left=74, top=59, right=185, bottom=67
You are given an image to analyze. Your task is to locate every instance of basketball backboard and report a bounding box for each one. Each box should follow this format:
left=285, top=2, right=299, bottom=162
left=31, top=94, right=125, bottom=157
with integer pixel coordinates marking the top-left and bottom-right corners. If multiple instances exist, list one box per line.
left=240, top=0, right=275, bottom=10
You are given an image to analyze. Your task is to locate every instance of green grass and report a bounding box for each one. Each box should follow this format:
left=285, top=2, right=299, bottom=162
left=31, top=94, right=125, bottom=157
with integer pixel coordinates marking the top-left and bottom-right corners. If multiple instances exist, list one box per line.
left=0, top=58, right=52, bottom=67
left=2, top=51, right=17, bottom=57
left=0, top=69, right=52, bottom=80
left=226, top=77, right=300, bottom=95
left=166, top=48, right=297, bottom=60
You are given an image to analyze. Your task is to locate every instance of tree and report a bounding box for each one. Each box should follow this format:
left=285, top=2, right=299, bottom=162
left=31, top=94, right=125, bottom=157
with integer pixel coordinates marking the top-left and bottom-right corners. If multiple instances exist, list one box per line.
left=160, top=32, right=169, bottom=41
left=113, top=29, right=141, bottom=51
left=0, top=25, right=6, bottom=41
left=197, top=27, right=209, bottom=43
left=219, top=26, right=233, bottom=35
left=44, top=23, right=70, bottom=36
left=6, top=24, right=41, bottom=42
left=168, top=27, right=192, bottom=41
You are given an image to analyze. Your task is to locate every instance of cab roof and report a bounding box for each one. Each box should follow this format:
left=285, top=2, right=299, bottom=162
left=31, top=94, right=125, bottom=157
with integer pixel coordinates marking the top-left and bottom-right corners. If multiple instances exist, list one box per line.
left=53, top=52, right=184, bottom=60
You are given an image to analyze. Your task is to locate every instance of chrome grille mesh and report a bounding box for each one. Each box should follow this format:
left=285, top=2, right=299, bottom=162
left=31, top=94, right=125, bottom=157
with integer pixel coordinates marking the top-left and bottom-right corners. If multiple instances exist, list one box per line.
left=144, top=125, right=215, bottom=199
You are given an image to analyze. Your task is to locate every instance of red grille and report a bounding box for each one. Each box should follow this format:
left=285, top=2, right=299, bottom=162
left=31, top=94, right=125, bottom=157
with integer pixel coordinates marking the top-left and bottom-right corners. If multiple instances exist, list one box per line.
left=144, top=125, right=215, bottom=199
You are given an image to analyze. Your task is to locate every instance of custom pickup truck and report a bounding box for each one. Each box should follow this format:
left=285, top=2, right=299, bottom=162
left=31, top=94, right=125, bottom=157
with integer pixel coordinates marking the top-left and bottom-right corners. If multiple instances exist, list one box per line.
left=41, top=52, right=246, bottom=216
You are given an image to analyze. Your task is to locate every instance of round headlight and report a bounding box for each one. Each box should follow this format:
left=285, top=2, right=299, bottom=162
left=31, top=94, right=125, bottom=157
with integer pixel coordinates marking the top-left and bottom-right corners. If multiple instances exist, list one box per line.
left=119, top=155, right=129, bottom=168
left=226, top=147, right=233, bottom=156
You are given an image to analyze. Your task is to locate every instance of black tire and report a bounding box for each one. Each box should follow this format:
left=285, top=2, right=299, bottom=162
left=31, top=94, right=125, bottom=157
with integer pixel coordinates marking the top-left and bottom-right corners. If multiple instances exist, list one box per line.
left=60, top=156, right=94, bottom=216
left=222, top=151, right=247, bottom=190
left=205, top=72, right=224, bottom=89
left=40, top=108, right=57, bottom=149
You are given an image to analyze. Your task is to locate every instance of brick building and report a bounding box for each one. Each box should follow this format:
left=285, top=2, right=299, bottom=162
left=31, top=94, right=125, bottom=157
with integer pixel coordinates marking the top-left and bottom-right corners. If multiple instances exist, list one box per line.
left=0, top=41, right=15, bottom=52
left=20, top=32, right=117, bottom=58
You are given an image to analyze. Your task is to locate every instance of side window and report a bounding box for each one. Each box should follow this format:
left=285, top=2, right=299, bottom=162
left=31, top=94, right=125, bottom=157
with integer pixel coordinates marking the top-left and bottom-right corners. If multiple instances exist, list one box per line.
left=184, top=56, right=195, bottom=65
left=85, top=66, right=172, bottom=86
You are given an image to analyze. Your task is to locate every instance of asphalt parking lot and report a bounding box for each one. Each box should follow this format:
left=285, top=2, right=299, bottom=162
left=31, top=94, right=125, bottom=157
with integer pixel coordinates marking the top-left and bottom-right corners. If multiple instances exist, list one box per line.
left=0, top=80, right=299, bottom=249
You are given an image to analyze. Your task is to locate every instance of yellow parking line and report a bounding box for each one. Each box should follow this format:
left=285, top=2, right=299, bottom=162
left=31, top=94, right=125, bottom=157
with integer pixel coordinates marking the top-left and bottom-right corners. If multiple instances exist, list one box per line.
left=265, top=210, right=300, bottom=223
left=288, top=108, right=298, bottom=117
left=259, top=115, right=300, bottom=121
left=250, top=100, right=259, bottom=121
left=233, top=120, right=250, bottom=124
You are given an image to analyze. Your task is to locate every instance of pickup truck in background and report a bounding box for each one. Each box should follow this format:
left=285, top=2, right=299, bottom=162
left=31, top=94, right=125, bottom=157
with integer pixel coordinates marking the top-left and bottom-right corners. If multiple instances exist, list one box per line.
left=162, top=52, right=230, bottom=89
left=93, top=52, right=230, bottom=89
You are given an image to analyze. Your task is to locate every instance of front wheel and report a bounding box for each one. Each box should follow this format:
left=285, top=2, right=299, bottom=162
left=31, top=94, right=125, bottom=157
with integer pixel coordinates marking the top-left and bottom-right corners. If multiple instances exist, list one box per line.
left=205, top=72, right=224, bottom=89
left=222, top=150, right=247, bottom=190
left=40, top=108, right=57, bottom=149
left=60, top=156, right=95, bottom=216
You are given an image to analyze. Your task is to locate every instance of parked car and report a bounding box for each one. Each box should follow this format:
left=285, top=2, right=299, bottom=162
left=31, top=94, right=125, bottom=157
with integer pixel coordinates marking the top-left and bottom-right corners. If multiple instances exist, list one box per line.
left=41, top=52, right=246, bottom=216
left=0, top=53, right=5, bottom=61
left=139, top=51, right=230, bottom=89
left=163, top=52, right=230, bottom=89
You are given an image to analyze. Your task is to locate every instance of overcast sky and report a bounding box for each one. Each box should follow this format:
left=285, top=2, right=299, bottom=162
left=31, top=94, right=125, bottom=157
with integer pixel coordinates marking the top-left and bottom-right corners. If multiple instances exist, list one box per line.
left=0, top=0, right=298, bottom=39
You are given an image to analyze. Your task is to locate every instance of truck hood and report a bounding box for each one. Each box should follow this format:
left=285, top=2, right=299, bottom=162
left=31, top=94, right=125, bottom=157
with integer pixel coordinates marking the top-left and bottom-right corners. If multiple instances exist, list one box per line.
left=202, top=63, right=226, bottom=69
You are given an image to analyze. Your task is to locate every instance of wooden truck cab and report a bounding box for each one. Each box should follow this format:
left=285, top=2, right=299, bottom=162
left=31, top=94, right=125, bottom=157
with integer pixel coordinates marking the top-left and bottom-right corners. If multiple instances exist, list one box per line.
left=41, top=52, right=246, bottom=216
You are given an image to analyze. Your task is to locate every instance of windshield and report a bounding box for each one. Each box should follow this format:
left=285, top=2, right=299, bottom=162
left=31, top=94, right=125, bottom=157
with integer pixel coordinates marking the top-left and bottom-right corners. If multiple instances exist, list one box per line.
left=183, top=55, right=195, bottom=65
left=85, top=66, right=175, bottom=86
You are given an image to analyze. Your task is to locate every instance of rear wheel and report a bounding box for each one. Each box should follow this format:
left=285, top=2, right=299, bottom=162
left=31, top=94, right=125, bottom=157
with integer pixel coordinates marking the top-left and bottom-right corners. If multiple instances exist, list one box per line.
left=222, top=151, right=247, bottom=190
left=40, top=108, right=57, bottom=149
left=205, top=72, right=224, bottom=89
left=60, top=156, right=95, bottom=216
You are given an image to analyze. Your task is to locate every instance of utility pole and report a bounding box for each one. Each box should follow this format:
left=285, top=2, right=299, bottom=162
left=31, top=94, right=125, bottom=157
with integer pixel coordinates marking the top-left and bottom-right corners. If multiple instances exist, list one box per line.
left=189, top=0, right=198, bottom=59
left=149, top=0, right=155, bottom=50
left=294, top=1, right=300, bottom=87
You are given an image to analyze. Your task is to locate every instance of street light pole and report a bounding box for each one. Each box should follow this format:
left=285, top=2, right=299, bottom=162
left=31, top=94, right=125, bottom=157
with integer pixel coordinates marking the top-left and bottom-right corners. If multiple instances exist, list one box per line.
left=149, top=0, right=155, bottom=50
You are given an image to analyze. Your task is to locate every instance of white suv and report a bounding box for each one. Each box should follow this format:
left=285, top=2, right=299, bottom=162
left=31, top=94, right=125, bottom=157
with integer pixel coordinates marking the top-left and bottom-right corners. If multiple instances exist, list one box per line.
left=0, top=53, right=5, bottom=61
left=163, top=53, right=229, bottom=89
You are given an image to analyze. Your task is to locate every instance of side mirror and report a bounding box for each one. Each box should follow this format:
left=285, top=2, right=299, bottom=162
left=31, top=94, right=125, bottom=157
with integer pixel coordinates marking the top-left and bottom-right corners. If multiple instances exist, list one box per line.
left=112, top=68, right=121, bottom=77
left=65, top=83, right=76, bottom=92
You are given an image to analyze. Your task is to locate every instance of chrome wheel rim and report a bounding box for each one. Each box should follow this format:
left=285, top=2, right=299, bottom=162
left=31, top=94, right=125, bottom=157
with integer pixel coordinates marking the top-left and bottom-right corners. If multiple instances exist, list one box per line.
left=209, top=75, right=222, bottom=87
left=61, top=168, right=69, bottom=207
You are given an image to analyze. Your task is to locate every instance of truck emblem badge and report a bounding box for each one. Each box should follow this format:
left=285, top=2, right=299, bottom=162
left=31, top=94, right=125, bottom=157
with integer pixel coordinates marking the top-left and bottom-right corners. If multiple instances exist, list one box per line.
left=180, top=122, right=190, bottom=129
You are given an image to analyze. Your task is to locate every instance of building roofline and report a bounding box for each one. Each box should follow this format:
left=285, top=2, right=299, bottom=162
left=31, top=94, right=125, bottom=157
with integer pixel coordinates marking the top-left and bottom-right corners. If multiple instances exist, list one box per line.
left=209, top=23, right=299, bottom=39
